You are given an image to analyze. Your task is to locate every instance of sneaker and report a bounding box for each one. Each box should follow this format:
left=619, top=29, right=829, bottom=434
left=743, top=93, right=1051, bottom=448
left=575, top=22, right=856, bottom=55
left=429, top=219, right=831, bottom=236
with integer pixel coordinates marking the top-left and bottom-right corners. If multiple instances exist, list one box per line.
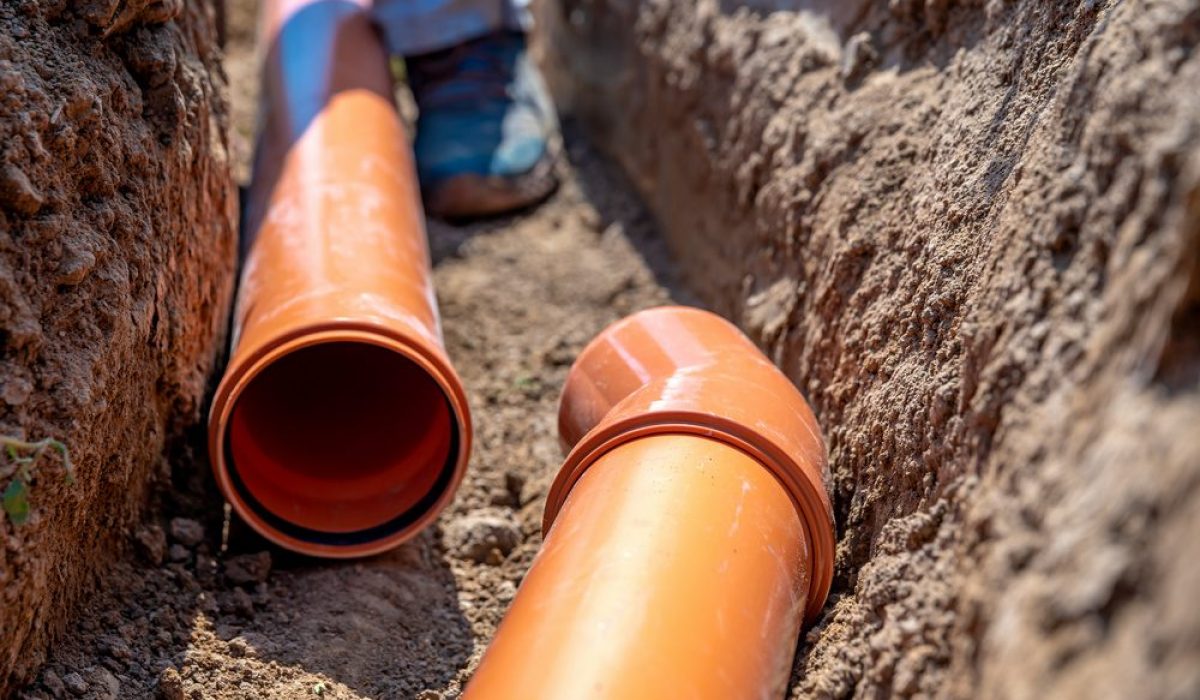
left=407, top=31, right=560, bottom=219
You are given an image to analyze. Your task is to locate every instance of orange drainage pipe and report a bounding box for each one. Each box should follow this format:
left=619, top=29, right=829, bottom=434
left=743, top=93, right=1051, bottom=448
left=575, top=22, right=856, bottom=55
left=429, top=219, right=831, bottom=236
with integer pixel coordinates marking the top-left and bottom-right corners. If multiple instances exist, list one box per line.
left=464, top=306, right=834, bottom=699
left=207, top=0, right=471, bottom=558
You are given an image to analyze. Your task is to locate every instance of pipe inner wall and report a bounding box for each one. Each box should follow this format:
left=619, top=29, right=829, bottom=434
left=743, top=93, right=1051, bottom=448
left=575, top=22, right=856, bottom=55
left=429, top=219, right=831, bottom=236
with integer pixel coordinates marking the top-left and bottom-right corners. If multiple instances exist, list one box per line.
left=225, top=340, right=456, bottom=537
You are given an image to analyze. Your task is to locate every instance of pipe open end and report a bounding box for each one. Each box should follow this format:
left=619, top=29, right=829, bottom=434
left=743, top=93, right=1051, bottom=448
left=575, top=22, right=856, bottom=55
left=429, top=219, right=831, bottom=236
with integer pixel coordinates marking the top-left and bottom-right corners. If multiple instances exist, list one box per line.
left=222, top=340, right=462, bottom=550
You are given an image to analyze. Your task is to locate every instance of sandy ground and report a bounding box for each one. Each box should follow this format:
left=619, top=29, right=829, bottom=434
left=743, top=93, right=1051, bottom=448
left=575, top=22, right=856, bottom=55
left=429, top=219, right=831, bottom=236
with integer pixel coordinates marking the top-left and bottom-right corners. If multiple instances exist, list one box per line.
left=18, top=2, right=696, bottom=698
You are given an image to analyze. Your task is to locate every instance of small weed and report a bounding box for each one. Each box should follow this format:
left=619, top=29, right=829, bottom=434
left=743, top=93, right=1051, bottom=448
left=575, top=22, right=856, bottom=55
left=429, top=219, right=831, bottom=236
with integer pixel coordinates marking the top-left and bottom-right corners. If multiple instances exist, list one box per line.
left=389, top=56, right=407, bottom=83
left=1, top=435, right=74, bottom=526
left=312, top=681, right=327, bottom=697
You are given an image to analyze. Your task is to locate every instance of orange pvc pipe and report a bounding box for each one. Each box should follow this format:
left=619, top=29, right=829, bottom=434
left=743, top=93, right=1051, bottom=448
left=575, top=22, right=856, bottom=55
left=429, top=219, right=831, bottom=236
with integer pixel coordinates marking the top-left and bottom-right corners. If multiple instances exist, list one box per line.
left=207, top=0, right=471, bottom=558
left=464, top=306, right=834, bottom=699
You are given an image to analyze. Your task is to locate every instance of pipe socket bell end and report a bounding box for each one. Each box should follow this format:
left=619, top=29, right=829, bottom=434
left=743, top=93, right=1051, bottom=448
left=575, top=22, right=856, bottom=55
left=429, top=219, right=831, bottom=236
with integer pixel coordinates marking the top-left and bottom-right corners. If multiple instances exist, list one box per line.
left=552, top=305, right=835, bottom=619
left=209, top=329, right=471, bottom=558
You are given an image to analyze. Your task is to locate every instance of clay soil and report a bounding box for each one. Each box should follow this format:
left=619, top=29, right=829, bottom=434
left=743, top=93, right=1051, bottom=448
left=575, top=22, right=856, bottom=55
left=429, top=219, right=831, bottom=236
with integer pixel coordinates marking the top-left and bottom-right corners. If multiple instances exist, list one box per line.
left=18, top=2, right=689, bottom=697
left=1, top=0, right=236, bottom=693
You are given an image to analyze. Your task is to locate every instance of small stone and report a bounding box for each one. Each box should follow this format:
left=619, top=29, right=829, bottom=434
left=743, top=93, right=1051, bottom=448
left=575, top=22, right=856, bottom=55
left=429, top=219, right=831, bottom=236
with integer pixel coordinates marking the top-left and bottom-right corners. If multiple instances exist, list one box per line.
left=100, top=657, right=122, bottom=673
left=145, top=0, right=183, bottom=24
left=61, top=672, right=87, bottom=696
left=87, top=668, right=120, bottom=699
left=2, top=373, right=33, bottom=407
left=230, top=588, right=255, bottom=619
left=235, top=631, right=271, bottom=656
left=168, top=518, right=205, bottom=547
left=105, top=637, right=133, bottom=661
left=41, top=669, right=65, bottom=698
left=840, top=31, right=878, bottom=83
left=579, top=206, right=602, bottom=231
left=79, top=0, right=119, bottom=27
left=0, top=163, right=44, bottom=215
left=134, top=524, right=167, bottom=565
left=251, top=582, right=271, bottom=607
left=168, top=544, right=191, bottom=563
left=504, top=472, right=527, bottom=504
left=227, top=637, right=248, bottom=658
left=223, top=552, right=271, bottom=585
left=156, top=667, right=184, bottom=700
left=487, top=486, right=515, bottom=507
left=445, top=511, right=521, bottom=564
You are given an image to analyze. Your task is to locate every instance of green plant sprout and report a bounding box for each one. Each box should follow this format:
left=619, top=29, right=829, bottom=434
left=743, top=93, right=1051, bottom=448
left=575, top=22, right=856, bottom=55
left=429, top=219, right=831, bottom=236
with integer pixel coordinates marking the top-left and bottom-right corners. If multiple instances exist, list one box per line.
left=1, top=435, right=74, bottom=526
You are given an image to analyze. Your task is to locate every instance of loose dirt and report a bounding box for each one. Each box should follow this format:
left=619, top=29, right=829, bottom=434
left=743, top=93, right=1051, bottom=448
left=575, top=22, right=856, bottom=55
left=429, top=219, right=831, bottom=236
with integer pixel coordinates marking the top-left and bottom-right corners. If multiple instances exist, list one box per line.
left=18, top=3, right=688, bottom=696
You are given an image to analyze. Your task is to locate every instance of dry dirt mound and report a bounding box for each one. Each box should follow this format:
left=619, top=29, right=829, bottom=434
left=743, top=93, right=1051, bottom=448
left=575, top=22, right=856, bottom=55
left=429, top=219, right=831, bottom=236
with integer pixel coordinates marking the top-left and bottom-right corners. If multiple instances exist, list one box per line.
left=541, top=0, right=1200, bottom=696
left=0, top=1, right=235, bottom=693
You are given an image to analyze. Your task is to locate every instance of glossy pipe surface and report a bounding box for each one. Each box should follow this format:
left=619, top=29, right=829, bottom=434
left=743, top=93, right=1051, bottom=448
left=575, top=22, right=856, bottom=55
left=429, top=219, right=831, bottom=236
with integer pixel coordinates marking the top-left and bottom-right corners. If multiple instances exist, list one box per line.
left=464, top=307, right=834, bottom=699
left=207, top=0, right=471, bottom=557
left=464, top=434, right=810, bottom=699
left=554, top=305, right=833, bottom=618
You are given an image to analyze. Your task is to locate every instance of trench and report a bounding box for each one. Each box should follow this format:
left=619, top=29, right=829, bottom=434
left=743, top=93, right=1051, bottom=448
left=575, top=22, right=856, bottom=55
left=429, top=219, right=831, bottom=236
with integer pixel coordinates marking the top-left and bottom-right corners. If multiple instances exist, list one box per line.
left=21, top=3, right=696, bottom=695
left=16, top=0, right=1200, bottom=697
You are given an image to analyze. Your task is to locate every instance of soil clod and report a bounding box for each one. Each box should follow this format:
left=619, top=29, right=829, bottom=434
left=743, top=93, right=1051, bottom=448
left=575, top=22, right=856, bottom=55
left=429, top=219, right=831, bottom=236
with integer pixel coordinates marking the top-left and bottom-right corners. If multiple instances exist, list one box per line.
left=222, top=552, right=272, bottom=586
left=155, top=667, right=184, bottom=700
left=60, top=672, right=86, bottom=697
left=168, top=518, right=205, bottom=547
left=446, top=511, right=522, bottom=565
left=134, top=525, right=168, bottom=565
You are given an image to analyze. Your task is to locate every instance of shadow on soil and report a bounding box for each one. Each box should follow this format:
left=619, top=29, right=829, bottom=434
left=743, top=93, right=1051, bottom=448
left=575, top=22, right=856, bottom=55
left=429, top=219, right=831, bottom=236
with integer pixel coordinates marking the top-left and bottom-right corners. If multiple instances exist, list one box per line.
left=22, top=436, right=471, bottom=699
left=560, top=122, right=700, bottom=307
left=425, top=122, right=699, bottom=309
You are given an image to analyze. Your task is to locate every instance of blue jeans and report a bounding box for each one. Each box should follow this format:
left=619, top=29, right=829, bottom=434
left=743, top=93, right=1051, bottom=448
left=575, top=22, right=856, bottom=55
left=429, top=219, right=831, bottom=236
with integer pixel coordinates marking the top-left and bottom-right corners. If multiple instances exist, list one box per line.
left=372, top=0, right=530, bottom=56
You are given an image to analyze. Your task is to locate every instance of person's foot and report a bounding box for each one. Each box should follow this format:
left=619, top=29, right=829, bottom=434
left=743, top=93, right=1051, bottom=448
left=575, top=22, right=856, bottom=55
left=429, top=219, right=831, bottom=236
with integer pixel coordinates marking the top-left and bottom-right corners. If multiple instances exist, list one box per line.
left=407, top=31, right=559, bottom=220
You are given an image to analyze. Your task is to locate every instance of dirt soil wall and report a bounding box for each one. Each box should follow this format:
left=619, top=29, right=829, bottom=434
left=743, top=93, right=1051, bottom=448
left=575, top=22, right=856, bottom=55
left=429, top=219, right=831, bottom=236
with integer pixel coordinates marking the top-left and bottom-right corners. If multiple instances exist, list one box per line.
left=0, top=0, right=235, bottom=692
left=542, top=0, right=1200, bottom=697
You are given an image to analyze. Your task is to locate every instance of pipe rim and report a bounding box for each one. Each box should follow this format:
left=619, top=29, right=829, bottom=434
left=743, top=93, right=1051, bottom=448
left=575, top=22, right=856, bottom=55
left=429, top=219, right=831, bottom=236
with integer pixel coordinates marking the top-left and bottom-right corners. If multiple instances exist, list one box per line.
left=208, top=321, right=472, bottom=558
left=546, top=412, right=835, bottom=623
